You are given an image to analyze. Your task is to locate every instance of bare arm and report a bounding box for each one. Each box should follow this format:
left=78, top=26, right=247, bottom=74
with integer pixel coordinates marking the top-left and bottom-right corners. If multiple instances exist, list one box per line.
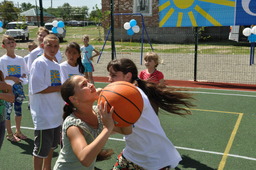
left=67, top=126, right=112, bottom=167
left=5, top=76, right=20, bottom=84
left=68, top=102, right=115, bottom=167
left=0, top=82, right=15, bottom=102
left=92, top=49, right=100, bottom=59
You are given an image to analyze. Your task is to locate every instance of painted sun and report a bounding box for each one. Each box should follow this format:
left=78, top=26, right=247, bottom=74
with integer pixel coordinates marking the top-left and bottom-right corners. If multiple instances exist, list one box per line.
left=159, top=0, right=235, bottom=27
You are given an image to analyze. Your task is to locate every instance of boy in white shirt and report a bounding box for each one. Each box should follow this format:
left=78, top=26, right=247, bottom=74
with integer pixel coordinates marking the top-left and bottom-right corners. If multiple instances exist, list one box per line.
left=29, top=34, right=63, bottom=170
left=0, top=35, right=28, bottom=142
left=27, top=27, right=62, bottom=72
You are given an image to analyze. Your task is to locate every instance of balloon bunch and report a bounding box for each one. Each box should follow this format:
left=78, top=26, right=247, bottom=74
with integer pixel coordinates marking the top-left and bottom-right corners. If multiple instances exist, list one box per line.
left=52, top=20, right=65, bottom=34
left=242, top=26, right=256, bottom=42
left=0, top=21, right=3, bottom=33
left=123, top=19, right=140, bottom=36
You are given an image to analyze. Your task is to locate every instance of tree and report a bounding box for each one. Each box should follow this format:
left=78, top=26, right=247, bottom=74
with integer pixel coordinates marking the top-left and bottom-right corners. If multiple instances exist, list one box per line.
left=0, top=1, right=20, bottom=25
left=59, top=3, right=72, bottom=21
left=90, top=5, right=110, bottom=41
left=20, top=2, right=35, bottom=11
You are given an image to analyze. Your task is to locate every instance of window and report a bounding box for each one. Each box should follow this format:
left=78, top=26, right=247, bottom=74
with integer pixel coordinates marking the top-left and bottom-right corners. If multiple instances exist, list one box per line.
left=133, top=0, right=152, bottom=16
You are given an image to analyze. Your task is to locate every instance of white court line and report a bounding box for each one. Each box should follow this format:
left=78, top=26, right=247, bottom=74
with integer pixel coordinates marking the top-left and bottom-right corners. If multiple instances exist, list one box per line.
left=184, top=91, right=256, bottom=98
left=15, top=126, right=256, bottom=161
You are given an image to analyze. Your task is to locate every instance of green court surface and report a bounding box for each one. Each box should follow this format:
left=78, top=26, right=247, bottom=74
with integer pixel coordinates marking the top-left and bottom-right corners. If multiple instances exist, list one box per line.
left=0, top=83, right=256, bottom=170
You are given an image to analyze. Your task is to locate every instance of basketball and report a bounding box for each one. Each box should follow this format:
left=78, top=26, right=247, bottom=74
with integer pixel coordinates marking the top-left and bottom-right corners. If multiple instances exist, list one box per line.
left=98, top=81, right=144, bottom=127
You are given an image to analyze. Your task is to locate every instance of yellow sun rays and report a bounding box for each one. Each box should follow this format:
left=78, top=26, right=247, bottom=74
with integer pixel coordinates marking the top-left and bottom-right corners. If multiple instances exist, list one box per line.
left=194, top=5, right=221, bottom=26
left=199, top=0, right=235, bottom=7
left=159, top=0, right=235, bottom=27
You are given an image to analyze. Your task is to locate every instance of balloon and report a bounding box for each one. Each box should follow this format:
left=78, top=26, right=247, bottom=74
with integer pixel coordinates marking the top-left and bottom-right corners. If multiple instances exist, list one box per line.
left=0, top=27, right=3, bottom=33
left=0, top=21, right=3, bottom=27
left=251, top=26, right=256, bottom=34
left=52, top=27, right=58, bottom=33
left=242, top=27, right=251, bottom=36
left=57, top=21, right=65, bottom=28
left=52, top=20, right=58, bottom=27
left=57, top=27, right=64, bottom=34
left=127, top=28, right=134, bottom=36
left=124, top=22, right=131, bottom=30
left=248, top=34, right=256, bottom=42
left=132, top=25, right=140, bottom=33
left=129, top=19, right=137, bottom=27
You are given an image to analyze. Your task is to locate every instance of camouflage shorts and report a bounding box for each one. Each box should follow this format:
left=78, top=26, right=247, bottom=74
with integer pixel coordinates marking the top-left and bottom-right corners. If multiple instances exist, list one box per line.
left=112, top=152, right=145, bottom=170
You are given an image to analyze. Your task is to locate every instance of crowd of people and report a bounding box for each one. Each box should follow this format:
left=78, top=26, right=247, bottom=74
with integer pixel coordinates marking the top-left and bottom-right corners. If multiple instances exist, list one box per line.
left=0, top=27, right=194, bottom=170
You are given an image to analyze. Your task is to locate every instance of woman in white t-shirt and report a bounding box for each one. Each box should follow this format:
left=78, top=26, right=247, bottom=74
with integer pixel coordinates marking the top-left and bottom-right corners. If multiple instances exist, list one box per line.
left=107, top=58, right=194, bottom=170
left=60, top=42, right=85, bottom=84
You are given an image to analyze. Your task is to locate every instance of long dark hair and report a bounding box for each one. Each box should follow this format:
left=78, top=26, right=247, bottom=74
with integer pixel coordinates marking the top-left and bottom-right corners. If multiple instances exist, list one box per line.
left=65, top=42, right=85, bottom=74
left=107, top=58, right=194, bottom=115
left=61, top=76, right=77, bottom=120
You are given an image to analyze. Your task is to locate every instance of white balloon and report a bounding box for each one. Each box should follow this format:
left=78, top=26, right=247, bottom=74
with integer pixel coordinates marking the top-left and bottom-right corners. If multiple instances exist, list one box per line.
left=132, top=25, right=140, bottom=33
left=0, top=27, right=3, bottom=33
left=57, top=27, right=64, bottom=34
left=242, top=27, right=251, bottom=36
left=124, top=22, right=131, bottom=30
left=52, top=20, right=58, bottom=27
left=251, top=26, right=256, bottom=34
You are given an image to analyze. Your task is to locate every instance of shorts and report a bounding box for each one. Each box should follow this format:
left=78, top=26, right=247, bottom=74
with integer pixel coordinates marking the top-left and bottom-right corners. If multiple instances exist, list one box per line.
left=83, top=63, right=94, bottom=72
left=33, top=126, right=61, bottom=158
left=113, top=152, right=171, bottom=170
left=113, top=152, right=145, bottom=170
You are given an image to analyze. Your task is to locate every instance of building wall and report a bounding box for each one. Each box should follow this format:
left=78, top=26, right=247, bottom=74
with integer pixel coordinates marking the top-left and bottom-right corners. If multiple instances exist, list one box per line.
left=102, top=0, right=229, bottom=43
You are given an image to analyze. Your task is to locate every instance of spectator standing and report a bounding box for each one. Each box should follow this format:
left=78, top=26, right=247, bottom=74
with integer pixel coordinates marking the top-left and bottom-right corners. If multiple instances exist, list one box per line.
left=60, top=42, right=84, bottom=83
left=29, top=34, right=63, bottom=170
left=0, top=35, right=28, bottom=142
left=80, top=35, right=100, bottom=84
left=139, top=52, right=165, bottom=86
left=0, top=70, right=15, bottom=149
left=24, top=41, right=38, bottom=64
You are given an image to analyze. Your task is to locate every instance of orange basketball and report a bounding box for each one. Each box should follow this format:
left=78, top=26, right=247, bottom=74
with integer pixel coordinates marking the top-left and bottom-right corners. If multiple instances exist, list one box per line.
left=98, top=81, right=144, bottom=127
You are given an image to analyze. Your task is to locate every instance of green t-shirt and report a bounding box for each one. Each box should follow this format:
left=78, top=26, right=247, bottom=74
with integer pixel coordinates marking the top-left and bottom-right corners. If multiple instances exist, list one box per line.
left=53, top=107, right=103, bottom=170
left=0, top=91, right=5, bottom=122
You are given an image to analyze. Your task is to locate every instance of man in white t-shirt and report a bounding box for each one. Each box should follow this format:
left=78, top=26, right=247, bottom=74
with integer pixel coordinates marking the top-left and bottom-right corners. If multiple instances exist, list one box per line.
left=29, top=34, right=63, bottom=170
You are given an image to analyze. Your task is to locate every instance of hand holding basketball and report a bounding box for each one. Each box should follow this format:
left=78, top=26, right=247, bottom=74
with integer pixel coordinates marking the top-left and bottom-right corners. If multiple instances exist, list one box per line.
left=98, top=81, right=144, bottom=127
left=98, top=101, right=115, bottom=131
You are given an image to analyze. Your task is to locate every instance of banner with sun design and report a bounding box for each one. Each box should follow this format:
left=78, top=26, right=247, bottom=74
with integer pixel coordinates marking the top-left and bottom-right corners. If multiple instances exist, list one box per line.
left=50, top=70, right=61, bottom=86
left=7, top=65, right=21, bottom=78
left=159, top=0, right=256, bottom=27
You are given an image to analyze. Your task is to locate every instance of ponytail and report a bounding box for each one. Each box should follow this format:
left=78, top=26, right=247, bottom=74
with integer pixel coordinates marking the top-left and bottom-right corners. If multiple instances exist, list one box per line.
left=61, top=76, right=77, bottom=120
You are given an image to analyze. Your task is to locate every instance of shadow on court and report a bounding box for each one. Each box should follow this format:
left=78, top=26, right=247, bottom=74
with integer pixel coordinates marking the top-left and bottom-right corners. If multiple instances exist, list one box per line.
left=175, top=155, right=217, bottom=170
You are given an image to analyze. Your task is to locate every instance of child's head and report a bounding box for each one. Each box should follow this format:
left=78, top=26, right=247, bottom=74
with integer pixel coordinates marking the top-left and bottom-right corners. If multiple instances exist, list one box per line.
left=37, top=27, right=49, bottom=43
left=2, top=35, right=16, bottom=50
left=144, top=52, right=160, bottom=67
left=107, top=58, right=138, bottom=83
left=43, top=34, right=59, bottom=58
left=27, top=42, right=38, bottom=52
left=61, top=75, right=98, bottom=119
left=82, top=35, right=90, bottom=44
left=65, top=42, right=81, bottom=57
left=65, top=42, right=81, bottom=64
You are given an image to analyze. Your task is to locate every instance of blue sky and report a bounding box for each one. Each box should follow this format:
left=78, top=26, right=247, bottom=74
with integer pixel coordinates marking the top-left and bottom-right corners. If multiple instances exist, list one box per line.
left=8, top=0, right=101, bottom=12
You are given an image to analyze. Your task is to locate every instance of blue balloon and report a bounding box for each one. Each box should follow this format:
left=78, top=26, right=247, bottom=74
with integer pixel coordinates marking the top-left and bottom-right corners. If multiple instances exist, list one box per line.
left=57, top=21, right=65, bottom=28
left=129, top=19, right=137, bottom=27
left=52, top=27, right=58, bottom=33
left=127, top=28, right=134, bottom=36
left=248, top=34, right=256, bottom=43
left=0, top=21, right=2, bottom=27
